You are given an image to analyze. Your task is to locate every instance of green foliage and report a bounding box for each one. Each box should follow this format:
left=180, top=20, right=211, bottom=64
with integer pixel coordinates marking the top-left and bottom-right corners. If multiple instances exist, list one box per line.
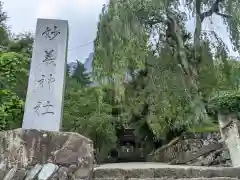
left=207, top=58, right=240, bottom=116
left=0, top=1, right=9, bottom=46
left=0, top=2, right=32, bottom=131
left=8, top=32, right=34, bottom=56
left=0, top=90, right=24, bottom=130
left=63, top=82, right=117, bottom=161
left=187, top=120, right=219, bottom=133
left=93, top=0, right=148, bottom=100
left=71, top=60, right=91, bottom=86
left=93, top=0, right=240, bottom=143
left=208, top=91, right=240, bottom=114
left=0, top=52, right=28, bottom=87
left=0, top=51, right=28, bottom=130
left=64, top=61, right=118, bottom=161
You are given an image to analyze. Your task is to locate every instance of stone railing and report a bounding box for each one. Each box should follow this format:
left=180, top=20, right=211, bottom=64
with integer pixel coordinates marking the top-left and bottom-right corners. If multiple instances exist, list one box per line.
left=0, top=128, right=93, bottom=180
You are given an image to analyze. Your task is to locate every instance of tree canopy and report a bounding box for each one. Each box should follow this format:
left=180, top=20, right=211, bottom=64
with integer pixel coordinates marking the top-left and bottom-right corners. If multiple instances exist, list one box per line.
left=93, top=0, right=240, bottom=139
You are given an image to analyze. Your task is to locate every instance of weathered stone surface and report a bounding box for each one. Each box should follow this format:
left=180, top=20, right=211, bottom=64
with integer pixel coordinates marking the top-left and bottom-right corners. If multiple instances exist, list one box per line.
left=188, top=145, right=231, bottom=167
left=0, top=160, right=6, bottom=169
left=0, top=163, right=97, bottom=180
left=94, top=178, right=239, bottom=180
left=1, top=162, right=240, bottom=180
left=38, top=163, right=58, bottom=180
left=0, top=128, right=93, bottom=169
left=11, top=169, right=27, bottom=180
left=0, top=169, right=5, bottom=179
left=94, top=163, right=240, bottom=179
left=73, top=167, right=93, bottom=180
left=150, top=132, right=231, bottom=166
left=173, top=143, right=223, bottom=164
left=3, top=167, right=17, bottom=180
left=68, top=164, right=78, bottom=175
left=94, top=167, right=240, bottom=179
left=22, top=18, right=69, bottom=132
left=218, top=113, right=240, bottom=167
left=25, top=164, right=42, bottom=180
left=51, top=166, right=68, bottom=180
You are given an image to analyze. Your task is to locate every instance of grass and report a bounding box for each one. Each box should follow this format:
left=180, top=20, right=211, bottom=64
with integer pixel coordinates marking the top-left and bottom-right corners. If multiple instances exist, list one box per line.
left=187, top=122, right=219, bottom=133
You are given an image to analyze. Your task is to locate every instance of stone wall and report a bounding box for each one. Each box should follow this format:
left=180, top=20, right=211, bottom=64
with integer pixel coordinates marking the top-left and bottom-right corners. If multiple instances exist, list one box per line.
left=0, top=163, right=92, bottom=180
left=183, top=132, right=230, bottom=166
left=218, top=113, right=240, bottom=167
left=151, top=132, right=231, bottom=166
left=0, top=128, right=94, bottom=180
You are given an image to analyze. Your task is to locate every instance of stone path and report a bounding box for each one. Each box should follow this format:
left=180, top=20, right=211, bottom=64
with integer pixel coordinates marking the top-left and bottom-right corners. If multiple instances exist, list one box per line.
left=94, top=162, right=240, bottom=179
left=95, top=162, right=226, bottom=169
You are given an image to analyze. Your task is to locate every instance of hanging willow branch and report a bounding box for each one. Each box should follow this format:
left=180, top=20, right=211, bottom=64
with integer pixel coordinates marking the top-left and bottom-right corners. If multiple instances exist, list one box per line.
left=166, top=12, right=207, bottom=123
left=200, top=0, right=232, bottom=22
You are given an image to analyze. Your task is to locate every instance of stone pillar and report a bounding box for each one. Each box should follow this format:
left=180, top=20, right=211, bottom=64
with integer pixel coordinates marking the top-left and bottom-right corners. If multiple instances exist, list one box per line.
left=218, top=113, right=240, bottom=167
left=22, top=19, right=68, bottom=132
left=0, top=129, right=93, bottom=180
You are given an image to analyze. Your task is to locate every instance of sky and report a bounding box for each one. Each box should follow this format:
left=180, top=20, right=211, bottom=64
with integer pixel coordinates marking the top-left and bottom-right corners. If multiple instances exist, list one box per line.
left=2, top=0, right=107, bottom=63
left=2, top=0, right=239, bottom=64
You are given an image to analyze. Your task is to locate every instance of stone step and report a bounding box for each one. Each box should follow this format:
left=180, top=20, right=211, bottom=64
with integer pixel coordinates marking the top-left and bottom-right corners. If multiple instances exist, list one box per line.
left=94, top=163, right=240, bottom=179
left=94, top=178, right=239, bottom=180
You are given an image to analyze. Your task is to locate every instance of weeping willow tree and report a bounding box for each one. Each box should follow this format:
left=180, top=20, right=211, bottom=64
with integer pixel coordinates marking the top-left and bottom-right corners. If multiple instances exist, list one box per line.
left=93, top=0, right=240, bottom=139
left=93, top=1, right=148, bottom=100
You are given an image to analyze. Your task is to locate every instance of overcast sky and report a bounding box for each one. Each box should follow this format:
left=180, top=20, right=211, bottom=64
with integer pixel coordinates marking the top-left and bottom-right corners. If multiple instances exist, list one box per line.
left=2, top=0, right=239, bottom=64
left=2, top=0, right=107, bottom=63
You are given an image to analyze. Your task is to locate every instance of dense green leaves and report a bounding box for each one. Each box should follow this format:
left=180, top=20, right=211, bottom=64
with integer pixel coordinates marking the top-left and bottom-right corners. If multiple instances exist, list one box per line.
left=63, top=74, right=117, bottom=161
left=0, top=2, right=33, bottom=130
left=72, top=60, right=92, bottom=86
left=93, top=1, right=148, bottom=100
left=0, top=89, right=24, bottom=130
left=0, top=52, right=28, bottom=130
left=93, top=0, right=240, bottom=141
left=0, top=4, right=31, bottom=130
left=208, top=90, right=240, bottom=116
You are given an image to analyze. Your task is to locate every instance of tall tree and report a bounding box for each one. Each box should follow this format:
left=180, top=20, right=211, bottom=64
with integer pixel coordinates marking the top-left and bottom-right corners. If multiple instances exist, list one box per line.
left=8, top=32, right=34, bottom=56
left=0, top=2, right=32, bottom=130
left=0, top=1, right=9, bottom=47
left=93, top=0, right=240, bottom=139
left=72, top=60, right=91, bottom=86
left=63, top=84, right=117, bottom=162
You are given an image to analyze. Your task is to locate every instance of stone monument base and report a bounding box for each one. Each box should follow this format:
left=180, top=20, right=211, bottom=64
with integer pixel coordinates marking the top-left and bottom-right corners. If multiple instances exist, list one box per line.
left=0, top=128, right=93, bottom=180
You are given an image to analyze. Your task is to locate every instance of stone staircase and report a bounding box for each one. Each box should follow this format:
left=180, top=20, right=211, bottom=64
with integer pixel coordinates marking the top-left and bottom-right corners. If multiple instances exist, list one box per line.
left=93, top=162, right=240, bottom=180
left=94, top=177, right=239, bottom=180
